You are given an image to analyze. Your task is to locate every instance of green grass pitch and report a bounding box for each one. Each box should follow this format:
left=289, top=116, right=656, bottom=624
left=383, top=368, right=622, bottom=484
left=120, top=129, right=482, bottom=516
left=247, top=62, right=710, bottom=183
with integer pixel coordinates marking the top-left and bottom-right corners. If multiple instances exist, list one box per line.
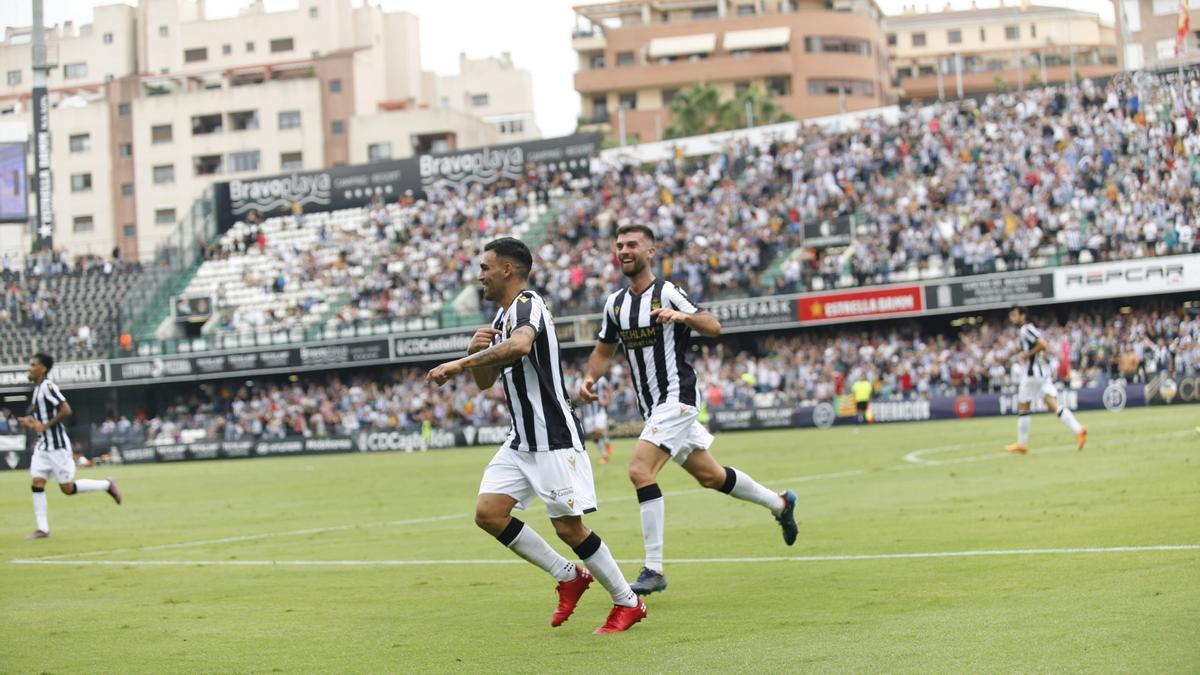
left=2, top=406, right=1197, bottom=672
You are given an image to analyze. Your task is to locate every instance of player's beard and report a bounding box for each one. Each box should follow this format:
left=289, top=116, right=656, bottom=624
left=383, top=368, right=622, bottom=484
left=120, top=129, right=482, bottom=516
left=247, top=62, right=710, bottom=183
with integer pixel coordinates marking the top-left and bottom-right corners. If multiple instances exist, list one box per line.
left=621, top=257, right=647, bottom=278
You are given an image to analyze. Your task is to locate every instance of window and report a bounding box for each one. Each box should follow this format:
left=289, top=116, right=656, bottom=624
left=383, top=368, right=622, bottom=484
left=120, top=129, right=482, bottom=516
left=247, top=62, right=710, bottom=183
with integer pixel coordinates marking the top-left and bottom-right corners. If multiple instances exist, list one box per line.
left=69, top=134, right=90, bottom=153
left=1124, top=0, right=1141, bottom=32
left=735, top=81, right=751, bottom=95
left=616, top=51, right=635, bottom=67
left=1157, top=38, right=1177, bottom=60
left=64, top=62, right=87, bottom=79
left=805, top=36, right=871, bottom=55
left=1030, top=24, right=1037, bottom=38
left=123, top=224, right=136, bottom=238
left=72, top=216, right=94, bottom=233
left=270, top=38, right=294, bottom=53
left=808, top=78, right=875, bottom=97
left=153, top=164, right=175, bottom=184
left=155, top=208, right=176, bottom=225
left=121, top=183, right=133, bottom=197
left=151, top=124, right=173, bottom=144
left=245, top=41, right=255, bottom=52
left=184, top=47, right=207, bottom=63
left=918, top=65, right=936, bottom=76
left=5, top=70, right=19, bottom=86
left=159, top=25, right=169, bottom=37
left=192, top=113, right=223, bottom=135
left=948, top=29, right=962, bottom=44
left=367, top=142, right=392, bottom=161
left=329, top=78, right=342, bottom=93
left=1153, top=0, right=1177, bottom=14
left=662, top=88, right=679, bottom=107
left=470, top=93, right=489, bottom=107
left=331, top=120, right=345, bottom=135
left=279, top=110, right=301, bottom=130
left=70, top=174, right=92, bottom=192
left=222, top=43, right=232, bottom=55
left=692, top=7, right=718, bottom=19
left=228, top=110, right=259, bottom=131
left=119, top=143, right=132, bottom=157
left=1005, top=25, right=1019, bottom=40
left=194, top=154, right=223, bottom=176
left=118, top=102, right=130, bottom=117
left=980, top=28, right=986, bottom=42
left=766, top=76, right=791, bottom=97
left=309, top=6, right=319, bottom=17
left=591, top=96, right=608, bottom=121
left=736, top=4, right=757, bottom=14
left=228, top=150, right=260, bottom=173
left=911, top=32, right=926, bottom=47
left=886, top=33, right=896, bottom=47
left=498, top=120, right=525, bottom=135
left=618, top=92, right=636, bottom=110
left=590, top=54, right=605, bottom=69
left=731, top=49, right=752, bottom=57
left=103, top=32, right=113, bottom=44
left=896, top=66, right=913, bottom=79
left=280, top=152, right=303, bottom=171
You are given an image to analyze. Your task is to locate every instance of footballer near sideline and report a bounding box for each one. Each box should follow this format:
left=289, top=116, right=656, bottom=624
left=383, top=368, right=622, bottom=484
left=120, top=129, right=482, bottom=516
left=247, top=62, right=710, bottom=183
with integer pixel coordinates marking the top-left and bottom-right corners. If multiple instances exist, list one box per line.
left=427, top=237, right=646, bottom=634
left=1005, top=305, right=1087, bottom=454
left=577, top=224, right=798, bottom=596
left=19, top=353, right=122, bottom=540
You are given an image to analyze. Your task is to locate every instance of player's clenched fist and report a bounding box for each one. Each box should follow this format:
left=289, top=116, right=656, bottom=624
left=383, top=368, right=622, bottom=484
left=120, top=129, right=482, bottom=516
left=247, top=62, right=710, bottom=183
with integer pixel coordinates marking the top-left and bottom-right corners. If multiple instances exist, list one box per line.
left=650, top=308, right=688, bottom=325
left=469, top=327, right=501, bottom=354
left=577, top=377, right=598, bottom=403
left=426, top=361, right=463, bottom=386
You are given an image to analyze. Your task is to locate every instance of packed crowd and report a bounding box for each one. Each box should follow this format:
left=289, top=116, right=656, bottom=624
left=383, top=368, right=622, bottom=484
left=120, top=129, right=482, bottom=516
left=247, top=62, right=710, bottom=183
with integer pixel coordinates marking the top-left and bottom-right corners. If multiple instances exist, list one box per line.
left=91, top=302, right=1197, bottom=444
left=190, top=74, right=1200, bottom=333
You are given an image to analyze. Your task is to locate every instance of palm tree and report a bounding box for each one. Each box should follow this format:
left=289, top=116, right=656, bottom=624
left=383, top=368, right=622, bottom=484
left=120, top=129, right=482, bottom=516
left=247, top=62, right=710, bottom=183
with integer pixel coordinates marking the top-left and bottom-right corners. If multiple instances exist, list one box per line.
left=665, top=84, right=793, bottom=138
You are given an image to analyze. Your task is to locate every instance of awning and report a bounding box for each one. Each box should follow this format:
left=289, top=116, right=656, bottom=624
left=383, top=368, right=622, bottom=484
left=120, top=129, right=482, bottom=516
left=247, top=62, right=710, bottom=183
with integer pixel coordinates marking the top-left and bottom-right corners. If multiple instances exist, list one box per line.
left=723, top=26, right=791, bottom=51
left=648, top=33, right=716, bottom=58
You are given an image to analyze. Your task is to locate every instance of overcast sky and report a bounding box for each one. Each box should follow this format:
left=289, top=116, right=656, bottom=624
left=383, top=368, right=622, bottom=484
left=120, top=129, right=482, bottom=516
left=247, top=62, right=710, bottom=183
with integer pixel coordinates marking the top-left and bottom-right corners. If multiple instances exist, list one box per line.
left=0, top=0, right=1116, bottom=136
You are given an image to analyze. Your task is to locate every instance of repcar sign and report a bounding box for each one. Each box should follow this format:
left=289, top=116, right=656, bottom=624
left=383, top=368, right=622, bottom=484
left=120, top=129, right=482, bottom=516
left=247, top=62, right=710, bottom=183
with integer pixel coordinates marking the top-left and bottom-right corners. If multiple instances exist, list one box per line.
left=1053, top=256, right=1200, bottom=301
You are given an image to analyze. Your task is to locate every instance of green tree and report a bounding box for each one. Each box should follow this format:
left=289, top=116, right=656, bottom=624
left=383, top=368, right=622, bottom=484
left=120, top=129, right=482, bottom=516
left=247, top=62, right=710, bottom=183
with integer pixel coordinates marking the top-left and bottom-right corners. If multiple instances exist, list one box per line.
left=664, top=83, right=792, bottom=139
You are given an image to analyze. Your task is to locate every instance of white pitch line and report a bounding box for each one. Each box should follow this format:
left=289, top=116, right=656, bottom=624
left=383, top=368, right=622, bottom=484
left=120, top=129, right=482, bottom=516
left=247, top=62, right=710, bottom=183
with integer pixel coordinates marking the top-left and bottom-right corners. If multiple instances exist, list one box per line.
left=10, top=545, right=1200, bottom=567
left=29, top=513, right=465, bottom=561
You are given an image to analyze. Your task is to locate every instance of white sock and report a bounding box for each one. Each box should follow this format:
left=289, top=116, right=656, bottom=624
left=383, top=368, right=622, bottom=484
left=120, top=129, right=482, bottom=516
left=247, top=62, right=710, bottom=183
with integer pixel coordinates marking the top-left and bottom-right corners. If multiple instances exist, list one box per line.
left=1057, top=406, right=1082, bottom=434
left=637, top=484, right=665, bottom=572
left=576, top=534, right=638, bottom=608
left=1018, top=414, right=1031, bottom=445
left=502, top=519, right=577, bottom=583
left=73, top=478, right=111, bottom=493
left=32, top=490, right=48, bottom=532
left=723, top=467, right=784, bottom=516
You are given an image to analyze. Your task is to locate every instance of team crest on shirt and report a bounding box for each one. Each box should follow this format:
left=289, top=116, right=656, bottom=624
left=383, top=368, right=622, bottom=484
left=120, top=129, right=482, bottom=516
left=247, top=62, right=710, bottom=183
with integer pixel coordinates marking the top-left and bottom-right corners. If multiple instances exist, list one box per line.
left=614, top=304, right=621, bottom=317
left=651, top=299, right=661, bottom=311
left=518, top=295, right=531, bottom=303
left=567, top=499, right=575, bottom=509
left=568, top=455, right=576, bottom=469
left=680, top=405, right=687, bottom=416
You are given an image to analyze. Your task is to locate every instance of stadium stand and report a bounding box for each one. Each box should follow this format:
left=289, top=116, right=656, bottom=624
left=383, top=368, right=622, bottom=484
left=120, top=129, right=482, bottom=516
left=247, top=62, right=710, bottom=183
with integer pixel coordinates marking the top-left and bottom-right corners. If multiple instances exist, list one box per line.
left=0, top=253, right=141, bottom=365
left=85, top=303, right=1199, bottom=445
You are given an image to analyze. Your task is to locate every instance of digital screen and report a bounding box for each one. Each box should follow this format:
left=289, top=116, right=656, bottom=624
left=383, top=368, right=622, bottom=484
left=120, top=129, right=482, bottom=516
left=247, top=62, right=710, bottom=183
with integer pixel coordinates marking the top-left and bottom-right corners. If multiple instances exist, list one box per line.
left=0, top=142, right=28, bottom=223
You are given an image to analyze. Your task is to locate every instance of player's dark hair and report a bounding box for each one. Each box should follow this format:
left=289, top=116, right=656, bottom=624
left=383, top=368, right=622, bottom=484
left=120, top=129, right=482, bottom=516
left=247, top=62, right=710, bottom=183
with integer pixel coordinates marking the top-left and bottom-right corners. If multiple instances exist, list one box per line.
left=1010, top=304, right=1027, bottom=317
left=484, top=237, right=532, bottom=278
left=32, top=352, right=54, bottom=372
left=616, top=223, right=656, bottom=242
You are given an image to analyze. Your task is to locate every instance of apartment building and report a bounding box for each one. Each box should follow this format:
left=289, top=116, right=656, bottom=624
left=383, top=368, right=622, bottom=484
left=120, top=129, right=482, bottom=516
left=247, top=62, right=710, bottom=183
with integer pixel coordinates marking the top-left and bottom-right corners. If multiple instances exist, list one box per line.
left=1115, top=0, right=1200, bottom=70
left=884, top=3, right=1119, bottom=101
left=572, top=0, right=892, bottom=143
left=0, top=0, right=539, bottom=262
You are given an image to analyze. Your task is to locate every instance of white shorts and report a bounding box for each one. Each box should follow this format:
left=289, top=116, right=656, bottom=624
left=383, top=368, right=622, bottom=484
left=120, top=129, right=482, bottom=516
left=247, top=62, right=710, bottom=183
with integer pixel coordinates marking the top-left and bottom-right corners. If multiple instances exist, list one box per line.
left=583, top=410, right=608, bottom=434
left=1018, top=374, right=1059, bottom=404
left=479, top=446, right=597, bottom=518
left=30, top=448, right=76, bottom=484
left=639, top=403, right=714, bottom=466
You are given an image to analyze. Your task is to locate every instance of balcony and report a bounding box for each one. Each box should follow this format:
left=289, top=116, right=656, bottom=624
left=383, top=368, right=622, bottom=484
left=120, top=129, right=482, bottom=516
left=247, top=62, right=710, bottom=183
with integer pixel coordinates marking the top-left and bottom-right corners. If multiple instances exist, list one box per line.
left=572, top=27, right=606, bottom=52
left=575, top=51, right=793, bottom=92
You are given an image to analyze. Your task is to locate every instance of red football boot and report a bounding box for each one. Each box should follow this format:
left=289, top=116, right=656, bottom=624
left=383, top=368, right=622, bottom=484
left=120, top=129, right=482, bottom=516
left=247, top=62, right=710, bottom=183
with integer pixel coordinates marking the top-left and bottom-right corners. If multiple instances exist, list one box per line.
left=593, top=598, right=647, bottom=634
left=551, top=565, right=593, bottom=627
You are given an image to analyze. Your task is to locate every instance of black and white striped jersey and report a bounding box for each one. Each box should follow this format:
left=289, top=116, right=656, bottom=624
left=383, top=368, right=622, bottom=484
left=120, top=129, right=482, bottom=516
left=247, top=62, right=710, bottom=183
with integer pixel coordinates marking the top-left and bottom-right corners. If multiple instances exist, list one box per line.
left=1019, top=322, right=1048, bottom=378
left=597, top=277, right=700, bottom=419
left=489, top=289, right=585, bottom=452
left=27, top=379, right=71, bottom=452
